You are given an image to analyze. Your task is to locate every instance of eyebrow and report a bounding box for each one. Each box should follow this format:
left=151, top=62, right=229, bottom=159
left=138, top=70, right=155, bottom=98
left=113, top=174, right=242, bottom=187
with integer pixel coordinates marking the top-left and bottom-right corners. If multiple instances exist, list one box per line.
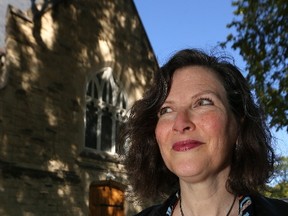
left=163, top=90, right=223, bottom=105
left=191, top=90, right=222, bottom=100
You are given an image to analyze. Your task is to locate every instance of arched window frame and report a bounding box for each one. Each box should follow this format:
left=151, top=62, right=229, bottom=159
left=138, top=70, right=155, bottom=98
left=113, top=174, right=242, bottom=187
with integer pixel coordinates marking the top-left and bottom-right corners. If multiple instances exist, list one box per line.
left=85, top=67, right=127, bottom=154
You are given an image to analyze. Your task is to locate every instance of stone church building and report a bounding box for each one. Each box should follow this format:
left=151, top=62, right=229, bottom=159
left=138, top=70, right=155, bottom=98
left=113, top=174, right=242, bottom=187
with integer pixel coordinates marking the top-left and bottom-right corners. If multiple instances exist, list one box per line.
left=0, top=0, right=158, bottom=215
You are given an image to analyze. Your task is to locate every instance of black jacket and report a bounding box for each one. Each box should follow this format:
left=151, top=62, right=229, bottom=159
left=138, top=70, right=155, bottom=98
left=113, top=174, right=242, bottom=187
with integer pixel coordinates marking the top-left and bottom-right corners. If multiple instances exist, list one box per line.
left=135, top=195, right=288, bottom=216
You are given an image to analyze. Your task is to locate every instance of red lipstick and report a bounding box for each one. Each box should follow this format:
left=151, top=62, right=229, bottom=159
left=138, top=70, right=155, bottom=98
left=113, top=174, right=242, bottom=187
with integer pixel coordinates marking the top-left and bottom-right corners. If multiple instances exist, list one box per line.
left=172, top=140, right=203, bottom=152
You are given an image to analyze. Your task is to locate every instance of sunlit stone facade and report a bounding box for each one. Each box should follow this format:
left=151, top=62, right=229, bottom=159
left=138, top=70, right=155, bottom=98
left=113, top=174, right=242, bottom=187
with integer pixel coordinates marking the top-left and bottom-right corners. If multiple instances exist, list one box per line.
left=0, top=1, right=157, bottom=215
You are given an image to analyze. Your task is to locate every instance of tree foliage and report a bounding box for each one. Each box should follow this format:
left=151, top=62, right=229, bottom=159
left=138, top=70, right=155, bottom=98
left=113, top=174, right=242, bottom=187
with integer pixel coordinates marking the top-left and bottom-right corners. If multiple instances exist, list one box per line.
left=223, top=0, right=288, bottom=131
left=275, top=156, right=288, bottom=182
left=264, top=156, right=288, bottom=198
left=264, top=182, right=288, bottom=198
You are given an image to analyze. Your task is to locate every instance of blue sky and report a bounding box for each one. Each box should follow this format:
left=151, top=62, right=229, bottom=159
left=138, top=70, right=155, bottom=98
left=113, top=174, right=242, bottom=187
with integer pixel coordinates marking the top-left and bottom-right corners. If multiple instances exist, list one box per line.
left=134, top=0, right=288, bottom=156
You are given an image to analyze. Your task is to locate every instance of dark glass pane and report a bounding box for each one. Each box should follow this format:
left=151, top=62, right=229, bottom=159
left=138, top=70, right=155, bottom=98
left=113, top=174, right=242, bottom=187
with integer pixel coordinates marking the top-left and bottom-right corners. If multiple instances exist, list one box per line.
left=86, top=82, right=92, bottom=97
left=85, top=103, right=98, bottom=149
left=96, top=72, right=103, bottom=81
left=116, top=93, right=121, bottom=107
left=102, top=82, right=107, bottom=103
left=122, top=97, right=126, bottom=109
left=102, top=82, right=113, bottom=104
left=96, top=73, right=103, bottom=99
left=101, top=108, right=112, bottom=151
left=108, top=83, right=113, bottom=104
left=117, top=93, right=127, bottom=109
left=93, top=83, right=98, bottom=98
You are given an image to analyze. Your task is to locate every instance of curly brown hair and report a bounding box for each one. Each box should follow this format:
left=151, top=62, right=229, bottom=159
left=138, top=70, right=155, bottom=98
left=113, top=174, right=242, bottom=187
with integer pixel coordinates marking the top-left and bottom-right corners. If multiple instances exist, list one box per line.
left=119, top=48, right=275, bottom=201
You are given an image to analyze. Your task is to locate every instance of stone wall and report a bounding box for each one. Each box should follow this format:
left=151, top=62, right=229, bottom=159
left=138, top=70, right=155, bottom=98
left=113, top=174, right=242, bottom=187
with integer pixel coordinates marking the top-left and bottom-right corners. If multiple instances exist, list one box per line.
left=0, top=0, right=158, bottom=215
left=0, top=0, right=30, bottom=46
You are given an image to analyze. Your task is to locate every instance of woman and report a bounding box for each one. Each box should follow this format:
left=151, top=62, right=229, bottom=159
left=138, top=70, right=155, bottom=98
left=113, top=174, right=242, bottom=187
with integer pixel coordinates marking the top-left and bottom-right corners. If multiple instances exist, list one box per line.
left=119, top=49, right=288, bottom=215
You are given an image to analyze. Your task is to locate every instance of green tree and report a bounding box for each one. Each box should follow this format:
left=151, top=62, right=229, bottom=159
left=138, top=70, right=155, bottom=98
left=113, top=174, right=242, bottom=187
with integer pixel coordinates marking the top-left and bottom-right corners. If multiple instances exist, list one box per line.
left=264, top=182, right=288, bottom=198
left=264, top=157, right=288, bottom=198
left=222, top=0, right=288, bottom=131
left=276, top=156, right=288, bottom=183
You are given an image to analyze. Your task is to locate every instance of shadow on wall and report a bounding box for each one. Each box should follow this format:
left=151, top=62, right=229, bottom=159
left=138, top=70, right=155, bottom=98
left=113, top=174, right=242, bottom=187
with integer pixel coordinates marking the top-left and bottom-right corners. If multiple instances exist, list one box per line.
left=0, top=0, right=156, bottom=215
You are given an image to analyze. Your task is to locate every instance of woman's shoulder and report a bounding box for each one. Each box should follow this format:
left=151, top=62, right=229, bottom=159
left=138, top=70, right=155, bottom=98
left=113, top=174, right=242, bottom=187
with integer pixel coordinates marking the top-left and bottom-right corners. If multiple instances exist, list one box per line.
left=134, top=191, right=179, bottom=216
left=252, top=195, right=288, bottom=216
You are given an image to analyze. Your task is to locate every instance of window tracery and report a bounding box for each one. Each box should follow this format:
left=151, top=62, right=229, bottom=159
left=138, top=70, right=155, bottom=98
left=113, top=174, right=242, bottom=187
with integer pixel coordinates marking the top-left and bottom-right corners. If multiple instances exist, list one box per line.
left=85, top=67, right=127, bottom=154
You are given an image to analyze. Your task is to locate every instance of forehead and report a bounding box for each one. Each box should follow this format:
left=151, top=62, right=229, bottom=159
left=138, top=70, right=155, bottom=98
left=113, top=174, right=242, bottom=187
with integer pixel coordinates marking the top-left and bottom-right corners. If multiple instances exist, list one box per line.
left=163, top=66, right=230, bottom=108
left=171, top=66, right=224, bottom=89
left=164, top=66, right=228, bottom=102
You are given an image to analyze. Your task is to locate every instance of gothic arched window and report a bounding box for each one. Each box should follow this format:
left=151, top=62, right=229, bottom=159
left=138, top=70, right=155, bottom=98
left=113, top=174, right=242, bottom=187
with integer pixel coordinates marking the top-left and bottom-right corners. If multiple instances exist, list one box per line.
left=85, top=67, right=127, bottom=154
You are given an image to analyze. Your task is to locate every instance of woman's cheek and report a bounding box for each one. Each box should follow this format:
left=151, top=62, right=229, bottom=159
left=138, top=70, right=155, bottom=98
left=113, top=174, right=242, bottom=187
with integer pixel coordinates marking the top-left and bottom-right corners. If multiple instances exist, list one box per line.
left=155, top=120, right=171, bottom=144
left=198, top=112, right=226, bottom=134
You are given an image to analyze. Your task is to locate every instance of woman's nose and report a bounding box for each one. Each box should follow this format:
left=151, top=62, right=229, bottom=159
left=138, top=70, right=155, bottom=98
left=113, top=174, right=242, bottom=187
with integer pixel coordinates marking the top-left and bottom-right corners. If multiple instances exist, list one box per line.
left=172, top=110, right=195, bottom=133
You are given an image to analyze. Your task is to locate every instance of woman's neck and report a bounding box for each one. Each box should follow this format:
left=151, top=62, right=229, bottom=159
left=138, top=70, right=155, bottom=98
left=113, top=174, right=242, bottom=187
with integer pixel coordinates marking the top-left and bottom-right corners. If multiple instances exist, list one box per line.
left=174, top=169, right=238, bottom=216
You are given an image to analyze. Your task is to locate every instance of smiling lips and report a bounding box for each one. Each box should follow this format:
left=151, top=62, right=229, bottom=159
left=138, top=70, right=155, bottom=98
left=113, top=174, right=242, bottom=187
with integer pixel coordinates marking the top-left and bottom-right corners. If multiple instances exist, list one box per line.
left=172, top=140, right=204, bottom=151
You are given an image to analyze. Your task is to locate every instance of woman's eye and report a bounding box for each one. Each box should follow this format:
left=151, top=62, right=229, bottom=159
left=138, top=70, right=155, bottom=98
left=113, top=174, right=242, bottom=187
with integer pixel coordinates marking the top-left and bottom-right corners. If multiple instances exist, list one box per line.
left=196, top=98, right=214, bottom=106
left=158, top=107, right=172, bottom=116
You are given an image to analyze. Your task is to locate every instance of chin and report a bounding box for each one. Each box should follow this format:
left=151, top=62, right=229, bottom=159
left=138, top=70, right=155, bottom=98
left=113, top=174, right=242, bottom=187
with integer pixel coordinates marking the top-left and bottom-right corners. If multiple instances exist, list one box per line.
left=172, top=164, right=205, bottom=180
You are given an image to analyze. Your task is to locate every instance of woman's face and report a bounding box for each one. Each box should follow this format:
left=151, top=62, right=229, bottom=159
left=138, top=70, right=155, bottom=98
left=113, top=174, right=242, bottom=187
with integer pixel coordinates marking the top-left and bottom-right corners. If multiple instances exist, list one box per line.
left=155, top=66, right=238, bottom=183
